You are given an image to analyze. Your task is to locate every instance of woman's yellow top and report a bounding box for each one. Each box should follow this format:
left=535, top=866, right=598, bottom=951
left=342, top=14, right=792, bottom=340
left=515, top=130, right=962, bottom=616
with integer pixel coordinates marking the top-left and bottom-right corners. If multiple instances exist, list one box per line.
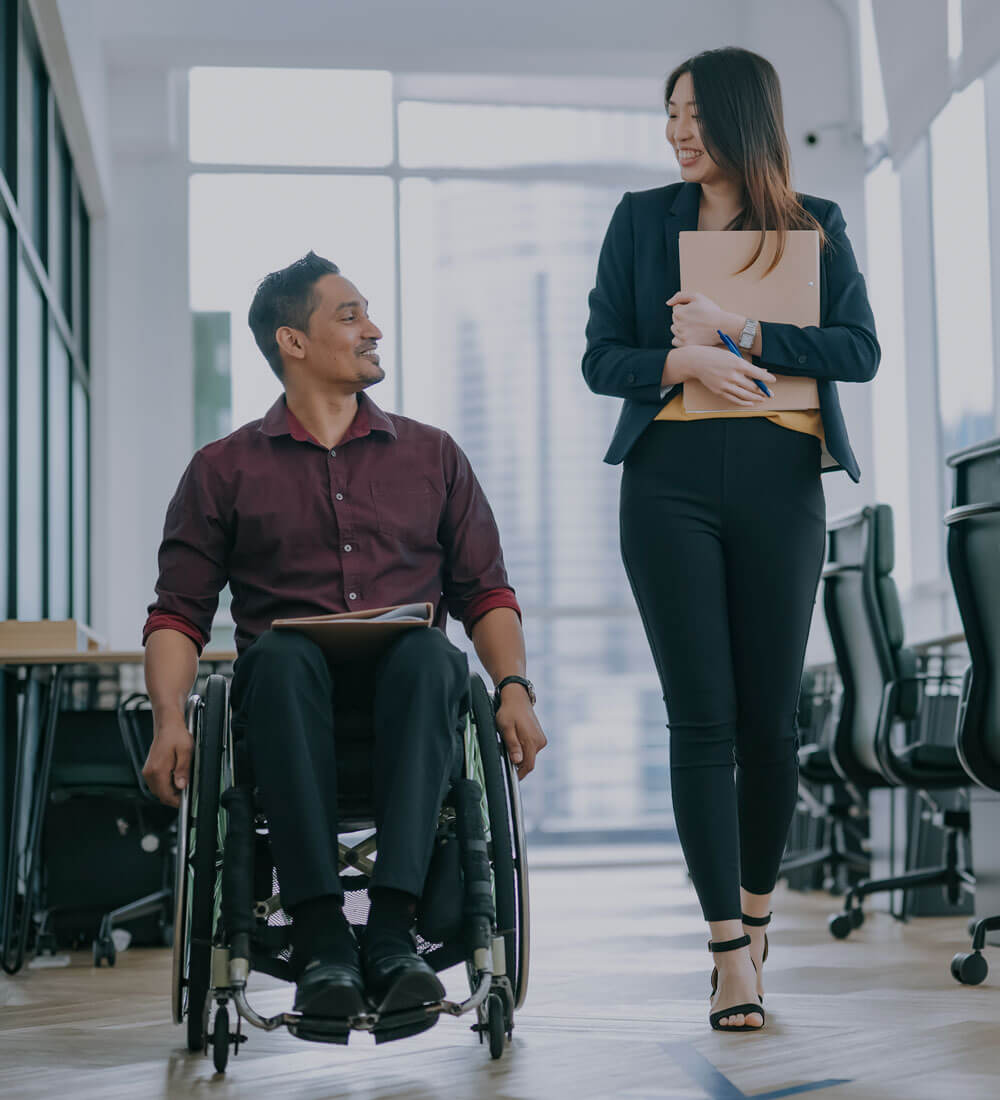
left=655, top=390, right=825, bottom=443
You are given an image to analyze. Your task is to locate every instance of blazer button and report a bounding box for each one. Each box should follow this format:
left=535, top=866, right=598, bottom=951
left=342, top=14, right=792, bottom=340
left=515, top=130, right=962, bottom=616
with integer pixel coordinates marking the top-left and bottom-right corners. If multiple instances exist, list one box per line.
left=797, top=355, right=808, bottom=365
left=627, top=373, right=636, bottom=383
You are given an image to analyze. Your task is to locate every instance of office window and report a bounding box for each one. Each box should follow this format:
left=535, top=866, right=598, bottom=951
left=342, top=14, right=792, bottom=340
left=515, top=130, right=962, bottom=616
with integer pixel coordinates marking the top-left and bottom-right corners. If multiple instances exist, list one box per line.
left=71, top=377, right=88, bottom=622
left=188, top=68, right=676, bottom=833
left=17, top=19, right=46, bottom=256
left=931, top=79, right=995, bottom=455
left=48, top=118, right=72, bottom=319
left=188, top=68, right=393, bottom=167
left=189, top=173, right=396, bottom=426
left=0, top=0, right=9, bottom=186
left=16, top=261, right=44, bottom=619
left=47, top=326, right=70, bottom=618
left=399, top=102, right=669, bottom=170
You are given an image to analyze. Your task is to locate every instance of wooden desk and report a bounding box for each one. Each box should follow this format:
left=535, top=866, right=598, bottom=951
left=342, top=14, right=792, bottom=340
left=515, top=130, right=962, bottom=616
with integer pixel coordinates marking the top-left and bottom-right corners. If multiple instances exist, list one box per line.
left=0, top=649, right=237, bottom=667
left=0, top=649, right=234, bottom=974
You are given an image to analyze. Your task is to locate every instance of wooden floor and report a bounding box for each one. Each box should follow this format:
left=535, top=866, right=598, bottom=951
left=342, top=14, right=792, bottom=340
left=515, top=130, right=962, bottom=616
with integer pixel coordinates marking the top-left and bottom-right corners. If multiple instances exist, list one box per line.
left=2, top=847, right=999, bottom=1099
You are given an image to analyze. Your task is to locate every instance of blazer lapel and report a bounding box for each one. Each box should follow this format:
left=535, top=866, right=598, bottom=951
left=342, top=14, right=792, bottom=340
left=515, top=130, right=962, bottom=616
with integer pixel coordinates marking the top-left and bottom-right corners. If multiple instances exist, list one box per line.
left=664, top=181, right=701, bottom=296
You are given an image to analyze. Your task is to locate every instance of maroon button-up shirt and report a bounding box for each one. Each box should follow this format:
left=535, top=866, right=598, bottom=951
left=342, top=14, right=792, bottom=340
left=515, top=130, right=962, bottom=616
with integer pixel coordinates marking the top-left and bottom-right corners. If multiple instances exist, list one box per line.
left=143, top=393, right=520, bottom=655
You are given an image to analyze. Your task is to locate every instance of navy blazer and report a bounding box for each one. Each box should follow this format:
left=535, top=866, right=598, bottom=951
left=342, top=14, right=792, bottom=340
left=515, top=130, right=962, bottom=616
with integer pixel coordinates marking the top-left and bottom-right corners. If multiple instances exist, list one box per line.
left=582, top=181, right=880, bottom=482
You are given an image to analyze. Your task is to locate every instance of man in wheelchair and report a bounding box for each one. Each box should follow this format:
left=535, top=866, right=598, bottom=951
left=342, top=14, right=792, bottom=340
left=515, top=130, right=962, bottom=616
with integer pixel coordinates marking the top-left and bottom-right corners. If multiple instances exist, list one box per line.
left=141, top=251, right=546, bottom=1022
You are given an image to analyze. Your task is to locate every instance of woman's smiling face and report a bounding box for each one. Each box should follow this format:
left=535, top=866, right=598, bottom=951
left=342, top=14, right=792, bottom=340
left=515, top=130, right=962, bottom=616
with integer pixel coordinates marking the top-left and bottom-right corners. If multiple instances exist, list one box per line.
left=666, top=71, right=726, bottom=186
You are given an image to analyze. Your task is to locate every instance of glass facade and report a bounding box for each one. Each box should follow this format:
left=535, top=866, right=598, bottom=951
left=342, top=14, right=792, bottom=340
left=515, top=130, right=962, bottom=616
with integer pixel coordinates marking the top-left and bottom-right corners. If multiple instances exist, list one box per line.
left=0, top=0, right=91, bottom=622
left=188, top=71, right=670, bottom=832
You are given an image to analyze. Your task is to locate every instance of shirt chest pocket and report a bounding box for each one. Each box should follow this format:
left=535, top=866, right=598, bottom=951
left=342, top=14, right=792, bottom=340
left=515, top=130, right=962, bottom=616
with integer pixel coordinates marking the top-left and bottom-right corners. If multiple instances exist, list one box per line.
left=370, top=478, right=443, bottom=544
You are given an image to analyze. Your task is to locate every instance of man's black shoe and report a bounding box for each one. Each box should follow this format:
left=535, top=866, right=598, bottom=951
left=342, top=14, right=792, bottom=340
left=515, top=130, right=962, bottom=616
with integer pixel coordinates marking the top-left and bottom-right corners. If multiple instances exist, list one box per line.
left=293, top=956, right=367, bottom=1019
left=364, top=934, right=446, bottom=1014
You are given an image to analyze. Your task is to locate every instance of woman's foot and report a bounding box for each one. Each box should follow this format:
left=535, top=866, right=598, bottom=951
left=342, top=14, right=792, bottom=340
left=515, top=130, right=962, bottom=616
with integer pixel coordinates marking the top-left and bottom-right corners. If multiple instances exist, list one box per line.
left=709, top=943, right=764, bottom=1030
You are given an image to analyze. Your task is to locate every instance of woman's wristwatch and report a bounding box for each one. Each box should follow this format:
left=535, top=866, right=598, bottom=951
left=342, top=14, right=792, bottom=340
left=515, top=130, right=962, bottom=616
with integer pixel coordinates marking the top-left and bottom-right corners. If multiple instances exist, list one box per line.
left=738, top=317, right=759, bottom=351
left=493, top=675, right=536, bottom=709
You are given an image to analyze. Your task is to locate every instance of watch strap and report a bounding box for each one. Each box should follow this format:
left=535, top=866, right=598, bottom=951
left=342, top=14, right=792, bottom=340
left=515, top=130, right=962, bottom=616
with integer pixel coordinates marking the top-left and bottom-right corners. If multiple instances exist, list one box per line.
left=493, top=675, right=535, bottom=708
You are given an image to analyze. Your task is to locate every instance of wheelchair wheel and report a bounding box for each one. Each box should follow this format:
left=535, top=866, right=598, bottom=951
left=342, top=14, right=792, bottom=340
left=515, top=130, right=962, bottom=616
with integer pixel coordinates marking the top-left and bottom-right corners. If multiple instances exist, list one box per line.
left=469, top=674, right=530, bottom=1011
left=171, top=675, right=229, bottom=1053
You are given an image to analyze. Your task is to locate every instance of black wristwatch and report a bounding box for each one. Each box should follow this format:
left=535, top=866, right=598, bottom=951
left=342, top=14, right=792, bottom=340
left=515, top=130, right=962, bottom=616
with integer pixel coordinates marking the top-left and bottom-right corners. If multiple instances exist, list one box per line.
left=493, top=675, right=536, bottom=709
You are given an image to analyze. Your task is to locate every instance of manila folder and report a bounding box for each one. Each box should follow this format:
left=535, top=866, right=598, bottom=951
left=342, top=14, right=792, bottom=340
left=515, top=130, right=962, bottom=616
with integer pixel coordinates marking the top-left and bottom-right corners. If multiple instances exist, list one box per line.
left=271, top=602, right=434, bottom=663
left=679, top=230, right=820, bottom=413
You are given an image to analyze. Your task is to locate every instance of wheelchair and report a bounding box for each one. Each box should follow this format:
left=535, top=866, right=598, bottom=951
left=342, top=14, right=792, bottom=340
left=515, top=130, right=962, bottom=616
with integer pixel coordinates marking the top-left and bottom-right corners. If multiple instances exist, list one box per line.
left=171, top=671, right=529, bottom=1074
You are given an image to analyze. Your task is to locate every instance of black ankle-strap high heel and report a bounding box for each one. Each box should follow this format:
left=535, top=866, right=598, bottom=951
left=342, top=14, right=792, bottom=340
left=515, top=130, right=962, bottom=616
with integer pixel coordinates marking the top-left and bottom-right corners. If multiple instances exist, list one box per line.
left=742, top=911, right=771, bottom=978
left=707, top=934, right=766, bottom=1032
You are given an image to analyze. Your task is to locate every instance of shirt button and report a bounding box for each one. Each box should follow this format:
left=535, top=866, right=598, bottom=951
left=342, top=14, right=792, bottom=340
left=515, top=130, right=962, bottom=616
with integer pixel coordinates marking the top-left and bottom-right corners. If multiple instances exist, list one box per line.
left=329, top=449, right=336, bottom=457
left=348, top=592, right=357, bottom=600
left=335, top=493, right=344, bottom=501
left=344, top=544, right=352, bottom=552
left=797, top=355, right=808, bottom=365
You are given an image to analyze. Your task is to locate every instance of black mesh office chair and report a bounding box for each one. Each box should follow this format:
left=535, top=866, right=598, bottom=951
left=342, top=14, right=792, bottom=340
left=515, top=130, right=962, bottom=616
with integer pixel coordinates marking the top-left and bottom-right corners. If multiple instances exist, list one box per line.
left=35, top=693, right=175, bottom=965
left=780, top=667, right=870, bottom=893
left=821, top=506, right=973, bottom=939
left=945, top=437, right=1000, bottom=984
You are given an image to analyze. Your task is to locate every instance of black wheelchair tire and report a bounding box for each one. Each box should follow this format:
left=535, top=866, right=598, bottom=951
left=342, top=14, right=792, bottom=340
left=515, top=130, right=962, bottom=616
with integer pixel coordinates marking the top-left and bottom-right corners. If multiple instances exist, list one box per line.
left=186, top=675, right=227, bottom=1053
left=469, top=675, right=523, bottom=1007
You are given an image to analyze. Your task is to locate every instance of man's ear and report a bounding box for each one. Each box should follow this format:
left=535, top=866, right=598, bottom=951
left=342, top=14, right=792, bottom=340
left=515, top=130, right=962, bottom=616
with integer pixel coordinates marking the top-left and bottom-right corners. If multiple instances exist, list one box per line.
left=275, top=326, right=306, bottom=361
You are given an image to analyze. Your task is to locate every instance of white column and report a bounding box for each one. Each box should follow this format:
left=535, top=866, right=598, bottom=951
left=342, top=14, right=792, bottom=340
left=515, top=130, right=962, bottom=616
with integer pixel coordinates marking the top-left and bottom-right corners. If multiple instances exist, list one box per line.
left=91, top=66, right=193, bottom=649
left=897, top=136, right=955, bottom=639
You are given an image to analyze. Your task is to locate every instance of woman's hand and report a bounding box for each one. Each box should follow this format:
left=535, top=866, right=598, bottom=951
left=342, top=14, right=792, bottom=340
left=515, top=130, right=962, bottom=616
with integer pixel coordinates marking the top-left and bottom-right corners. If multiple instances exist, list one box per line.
left=667, top=292, right=741, bottom=348
left=667, top=345, right=776, bottom=408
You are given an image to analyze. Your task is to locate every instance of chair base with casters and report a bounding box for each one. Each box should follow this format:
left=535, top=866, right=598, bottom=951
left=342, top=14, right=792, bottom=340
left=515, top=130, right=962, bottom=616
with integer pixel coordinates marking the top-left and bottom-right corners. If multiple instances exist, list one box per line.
left=828, top=805, right=974, bottom=939
left=172, top=673, right=529, bottom=1074
left=951, top=914, right=1000, bottom=985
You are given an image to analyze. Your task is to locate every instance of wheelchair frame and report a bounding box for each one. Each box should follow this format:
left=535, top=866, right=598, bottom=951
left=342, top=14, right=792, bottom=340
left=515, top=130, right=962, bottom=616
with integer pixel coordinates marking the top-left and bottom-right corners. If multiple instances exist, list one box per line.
left=171, top=672, right=529, bottom=1072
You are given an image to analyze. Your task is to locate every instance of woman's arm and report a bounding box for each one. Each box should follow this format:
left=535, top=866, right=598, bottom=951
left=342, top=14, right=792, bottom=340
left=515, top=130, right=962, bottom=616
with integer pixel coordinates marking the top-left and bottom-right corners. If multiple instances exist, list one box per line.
left=582, top=193, right=674, bottom=404
left=756, top=200, right=881, bottom=384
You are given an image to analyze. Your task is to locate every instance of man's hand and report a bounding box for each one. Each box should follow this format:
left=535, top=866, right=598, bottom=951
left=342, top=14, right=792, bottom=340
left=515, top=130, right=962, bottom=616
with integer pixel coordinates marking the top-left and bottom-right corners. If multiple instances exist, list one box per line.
left=495, top=688, right=547, bottom=780
left=142, top=714, right=194, bottom=808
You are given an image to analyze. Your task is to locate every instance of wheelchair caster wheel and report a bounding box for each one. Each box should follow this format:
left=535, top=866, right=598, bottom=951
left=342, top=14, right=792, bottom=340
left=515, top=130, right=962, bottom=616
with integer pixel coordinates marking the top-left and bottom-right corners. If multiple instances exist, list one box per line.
left=486, top=993, right=506, bottom=1060
left=849, top=907, right=865, bottom=929
left=828, top=913, right=853, bottom=940
left=212, top=1004, right=230, bottom=1074
left=92, top=938, right=116, bottom=967
left=951, top=951, right=988, bottom=986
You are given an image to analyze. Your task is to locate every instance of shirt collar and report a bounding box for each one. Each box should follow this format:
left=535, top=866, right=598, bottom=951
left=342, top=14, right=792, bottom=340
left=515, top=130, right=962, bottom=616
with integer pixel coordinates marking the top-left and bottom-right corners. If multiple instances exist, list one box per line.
left=259, top=391, right=398, bottom=444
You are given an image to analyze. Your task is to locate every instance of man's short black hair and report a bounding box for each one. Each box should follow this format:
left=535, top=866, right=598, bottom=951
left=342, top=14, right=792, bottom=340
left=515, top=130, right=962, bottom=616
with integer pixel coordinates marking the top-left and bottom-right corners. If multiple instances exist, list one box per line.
left=247, top=251, right=340, bottom=380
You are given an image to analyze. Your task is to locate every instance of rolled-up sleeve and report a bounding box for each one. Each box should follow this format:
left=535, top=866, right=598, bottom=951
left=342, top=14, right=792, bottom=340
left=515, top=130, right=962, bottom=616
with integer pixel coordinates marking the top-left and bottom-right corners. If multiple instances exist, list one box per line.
left=438, top=434, right=520, bottom=635
left=582, top=192, right=671, bottom=404
left=142, top=451, right=230, bottom=652
left=758, top=200, right=881, bottom=384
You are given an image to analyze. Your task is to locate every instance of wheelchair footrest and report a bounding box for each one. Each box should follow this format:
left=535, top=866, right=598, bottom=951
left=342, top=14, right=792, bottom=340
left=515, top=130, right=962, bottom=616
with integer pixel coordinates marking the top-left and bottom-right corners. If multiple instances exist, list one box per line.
left=372, top=1008, right=440, bottom=1045
left=287, top=1015, right=352, bottom=1045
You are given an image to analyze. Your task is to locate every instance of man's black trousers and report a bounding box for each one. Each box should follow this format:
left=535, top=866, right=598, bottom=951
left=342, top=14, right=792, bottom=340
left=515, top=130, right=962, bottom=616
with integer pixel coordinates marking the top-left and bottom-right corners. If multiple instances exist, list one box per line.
left=230, top=627, right=468, bottom=910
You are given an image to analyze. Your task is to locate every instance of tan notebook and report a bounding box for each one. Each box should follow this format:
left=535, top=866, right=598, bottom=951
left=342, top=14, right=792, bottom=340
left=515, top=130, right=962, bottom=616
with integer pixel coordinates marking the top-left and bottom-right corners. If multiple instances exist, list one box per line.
left=272, top=602, right=433, bottom=663
left=679, top=230, right=820, bottom=413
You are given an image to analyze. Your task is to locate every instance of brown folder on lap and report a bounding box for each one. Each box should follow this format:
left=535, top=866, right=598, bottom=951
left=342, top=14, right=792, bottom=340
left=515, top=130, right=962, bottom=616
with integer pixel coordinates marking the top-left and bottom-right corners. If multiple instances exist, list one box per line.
left=272, top=602, right=434, bottom=663
left=679, top=230, right=821, bottom=413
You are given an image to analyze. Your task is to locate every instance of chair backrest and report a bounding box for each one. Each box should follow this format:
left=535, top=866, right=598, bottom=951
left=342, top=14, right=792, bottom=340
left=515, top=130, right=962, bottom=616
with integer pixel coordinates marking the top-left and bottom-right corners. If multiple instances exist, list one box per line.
left=947, top=436, right=1000, bottom=790
left=823, top=504, right=916, bottom=787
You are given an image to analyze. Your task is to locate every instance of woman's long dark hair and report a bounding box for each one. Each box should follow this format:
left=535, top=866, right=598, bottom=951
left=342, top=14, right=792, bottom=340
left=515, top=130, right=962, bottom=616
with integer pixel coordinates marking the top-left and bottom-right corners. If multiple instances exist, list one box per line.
left=666, top=47, right=825, bottom=273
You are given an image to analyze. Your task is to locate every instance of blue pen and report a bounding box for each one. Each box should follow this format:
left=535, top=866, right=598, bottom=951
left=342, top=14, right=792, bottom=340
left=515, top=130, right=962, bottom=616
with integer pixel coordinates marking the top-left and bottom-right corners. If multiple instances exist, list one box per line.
left=717, top=329, right=772, bottom=397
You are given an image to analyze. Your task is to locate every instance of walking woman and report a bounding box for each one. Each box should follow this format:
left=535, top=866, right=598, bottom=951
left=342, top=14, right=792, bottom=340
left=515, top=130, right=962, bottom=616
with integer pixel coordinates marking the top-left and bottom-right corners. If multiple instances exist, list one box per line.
left=582, top=47, right=879, bottom=1032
